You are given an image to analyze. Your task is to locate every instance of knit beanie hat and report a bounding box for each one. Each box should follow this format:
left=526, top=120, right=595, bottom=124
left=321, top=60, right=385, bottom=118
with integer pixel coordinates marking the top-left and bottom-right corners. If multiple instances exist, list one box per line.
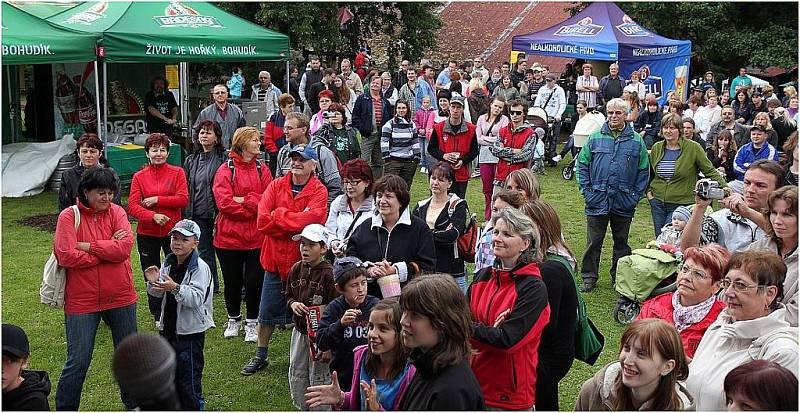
left=671, top=206, right=691, bottom=223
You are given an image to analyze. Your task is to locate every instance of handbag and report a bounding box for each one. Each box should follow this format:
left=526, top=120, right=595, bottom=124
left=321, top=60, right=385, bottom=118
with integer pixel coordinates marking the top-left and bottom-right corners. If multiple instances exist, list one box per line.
left=40, top=205, right=80, bottom=309
left=546, top=254, right=604, bottom=365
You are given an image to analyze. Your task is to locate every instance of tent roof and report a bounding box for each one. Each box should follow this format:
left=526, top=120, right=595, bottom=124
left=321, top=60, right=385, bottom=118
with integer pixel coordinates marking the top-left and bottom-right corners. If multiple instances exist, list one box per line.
left=2, top=3, right=97, bottom=64
left=512, top=2, right=691, bottom=61
left=7, top=1, right=80, bottom=19
left=47, top=1, right=289, bottom=63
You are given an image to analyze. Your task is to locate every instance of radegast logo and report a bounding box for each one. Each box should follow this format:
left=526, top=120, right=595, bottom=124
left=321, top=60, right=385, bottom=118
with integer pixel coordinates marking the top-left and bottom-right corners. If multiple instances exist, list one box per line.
left=616, top=14, right=649, bottom=37
left=155, top=2, right=223, bottom=28
left=553, top=17, right=603, bottom=37
left=638, top=65, right=663, bottom=99
left=62, top=1, right=108, bottom=25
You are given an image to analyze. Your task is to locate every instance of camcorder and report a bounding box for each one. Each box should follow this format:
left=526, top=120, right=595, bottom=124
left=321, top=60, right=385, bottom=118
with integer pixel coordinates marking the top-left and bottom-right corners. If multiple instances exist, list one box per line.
left=695, top=179, right=725, bottom=200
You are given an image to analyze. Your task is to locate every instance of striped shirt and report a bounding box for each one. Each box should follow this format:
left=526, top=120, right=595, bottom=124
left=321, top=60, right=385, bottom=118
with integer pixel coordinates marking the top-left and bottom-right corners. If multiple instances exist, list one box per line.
left=576, top=75, right=599, bottom=107
left=381, top=117, right=420, bottom=160
left=656, top=148, right=681, bottom=181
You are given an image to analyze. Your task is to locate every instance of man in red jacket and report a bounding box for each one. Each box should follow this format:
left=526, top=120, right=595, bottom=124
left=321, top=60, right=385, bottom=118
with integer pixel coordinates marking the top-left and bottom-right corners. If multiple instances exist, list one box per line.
left=240, top=144, right=329, bottom=376
left=427, top=94, right=479, bottom=198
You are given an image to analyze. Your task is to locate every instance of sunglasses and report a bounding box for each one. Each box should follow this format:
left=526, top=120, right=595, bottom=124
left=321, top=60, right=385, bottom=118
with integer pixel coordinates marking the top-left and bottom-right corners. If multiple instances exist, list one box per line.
left=510, top=110, right=524, bottom=116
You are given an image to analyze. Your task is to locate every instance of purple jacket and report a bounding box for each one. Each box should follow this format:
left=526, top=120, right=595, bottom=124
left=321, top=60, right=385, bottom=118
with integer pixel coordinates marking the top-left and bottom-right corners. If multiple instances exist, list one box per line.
left=338, top=345, right=416, bottom=411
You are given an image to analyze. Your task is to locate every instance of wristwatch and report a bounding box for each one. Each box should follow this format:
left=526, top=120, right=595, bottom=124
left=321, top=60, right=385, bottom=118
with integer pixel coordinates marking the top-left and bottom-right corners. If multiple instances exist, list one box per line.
left=172, top=284, right=181, bottom=295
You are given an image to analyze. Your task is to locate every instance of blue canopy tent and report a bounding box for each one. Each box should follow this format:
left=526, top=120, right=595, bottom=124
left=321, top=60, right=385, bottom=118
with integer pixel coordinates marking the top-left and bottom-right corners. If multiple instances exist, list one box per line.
left=511, top=2, right=692, bottom=105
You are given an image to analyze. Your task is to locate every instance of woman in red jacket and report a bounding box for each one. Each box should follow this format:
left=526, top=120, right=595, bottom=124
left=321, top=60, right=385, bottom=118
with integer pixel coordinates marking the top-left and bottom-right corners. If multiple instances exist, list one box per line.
left=240, top=143, right=327, bottom=376
left=468, top=206, right=551, bottom=410
left=637, top=244, right=729, bottom=358
left=128, top=133, right=188, bottom=323
left=54, top=168, right=138, bottom=411
left=212, top=127, right=273, bottom=343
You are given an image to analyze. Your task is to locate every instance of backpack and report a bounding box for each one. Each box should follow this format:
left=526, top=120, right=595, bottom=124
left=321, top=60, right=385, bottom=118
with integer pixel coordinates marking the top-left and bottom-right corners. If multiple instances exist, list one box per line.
left=446, top=197, right=478, bottom=263
left=315, top=144, right=343, bottom=182
left=41, top=205, right=80, bottom=308
left=227, top=157, right=263, bottom=184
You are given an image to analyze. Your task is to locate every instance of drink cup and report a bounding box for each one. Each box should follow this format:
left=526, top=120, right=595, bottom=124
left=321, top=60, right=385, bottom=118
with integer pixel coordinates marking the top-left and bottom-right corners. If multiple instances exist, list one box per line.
left=377, top=273, right=401, bottom=298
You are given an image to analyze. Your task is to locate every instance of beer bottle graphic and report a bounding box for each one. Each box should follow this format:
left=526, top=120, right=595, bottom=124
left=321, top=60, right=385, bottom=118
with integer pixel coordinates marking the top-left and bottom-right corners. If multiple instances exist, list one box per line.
left=55, top=64, right=79, bottom=124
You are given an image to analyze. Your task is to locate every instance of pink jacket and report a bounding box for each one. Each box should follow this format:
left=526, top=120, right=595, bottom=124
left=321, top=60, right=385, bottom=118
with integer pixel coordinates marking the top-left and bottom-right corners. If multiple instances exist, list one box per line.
left=413, top=107, right=436, bottom=140
left=54, top=202, right=137, bottom=315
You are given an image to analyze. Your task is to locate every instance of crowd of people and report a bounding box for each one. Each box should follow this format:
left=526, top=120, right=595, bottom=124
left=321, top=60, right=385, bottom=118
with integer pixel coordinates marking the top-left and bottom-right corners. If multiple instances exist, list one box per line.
left=6, top=54, right=799, bottom=412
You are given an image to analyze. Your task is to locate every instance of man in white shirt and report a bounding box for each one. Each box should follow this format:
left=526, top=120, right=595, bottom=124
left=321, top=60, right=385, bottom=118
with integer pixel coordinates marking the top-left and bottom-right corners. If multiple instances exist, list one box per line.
left=534, top=73, right=567, bottom=164
left=576, top=63, right=599, bottom=107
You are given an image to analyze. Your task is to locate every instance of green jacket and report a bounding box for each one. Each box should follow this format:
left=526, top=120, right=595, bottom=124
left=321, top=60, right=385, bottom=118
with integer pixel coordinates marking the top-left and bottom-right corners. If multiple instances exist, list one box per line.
left=648, top=138, right=727, bottom=205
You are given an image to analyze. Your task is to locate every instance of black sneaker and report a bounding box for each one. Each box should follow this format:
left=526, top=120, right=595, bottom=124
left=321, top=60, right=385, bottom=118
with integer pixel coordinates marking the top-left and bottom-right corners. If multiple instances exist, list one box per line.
left=580, top=278, right=597, bottom=293
left=240, top=357, right=268, bottom=376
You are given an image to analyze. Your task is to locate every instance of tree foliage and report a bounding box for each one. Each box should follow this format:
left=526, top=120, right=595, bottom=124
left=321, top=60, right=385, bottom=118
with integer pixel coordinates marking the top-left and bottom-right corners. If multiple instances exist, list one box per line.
left=617, top=2, right=798, bottom=74
left=217, top=2, right=442, bottom=68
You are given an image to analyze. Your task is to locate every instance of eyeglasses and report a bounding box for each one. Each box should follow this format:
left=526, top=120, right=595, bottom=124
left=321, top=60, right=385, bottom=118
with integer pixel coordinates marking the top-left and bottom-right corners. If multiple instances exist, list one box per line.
left=510, top=110, right=524, bottom=116
left=679, top=264, right=709, bottom=281
left=608, top=110, right=626, bottom=116
left=720, top=278, right=768, bottom=293
left=342, top=179, right=362, bottom=186
left=319, top=99, right=332, bottom=103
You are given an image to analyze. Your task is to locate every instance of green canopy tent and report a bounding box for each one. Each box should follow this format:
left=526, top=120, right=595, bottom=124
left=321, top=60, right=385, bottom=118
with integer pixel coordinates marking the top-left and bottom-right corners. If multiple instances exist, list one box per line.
left=2, top=3, right=101, bottom=143
left=46, top=1, right=291, bottom=139
left=48, top=1, right=289, bottom=63
left=2, top=3, right=97, bottom=65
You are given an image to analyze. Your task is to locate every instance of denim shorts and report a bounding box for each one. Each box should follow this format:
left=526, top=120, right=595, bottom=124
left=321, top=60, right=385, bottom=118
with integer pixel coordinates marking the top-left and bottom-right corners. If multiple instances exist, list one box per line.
left=258, top=271, right=291, bottom=326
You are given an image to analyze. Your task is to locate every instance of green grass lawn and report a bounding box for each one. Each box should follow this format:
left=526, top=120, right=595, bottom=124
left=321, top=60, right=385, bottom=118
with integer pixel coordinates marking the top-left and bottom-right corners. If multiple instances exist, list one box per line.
left=2, top=161, right=656, bottom=411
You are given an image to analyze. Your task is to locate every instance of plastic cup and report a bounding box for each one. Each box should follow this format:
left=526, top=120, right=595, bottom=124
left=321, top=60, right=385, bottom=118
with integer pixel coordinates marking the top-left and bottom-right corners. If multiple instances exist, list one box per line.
left=377, top=274, right=402, bottom=298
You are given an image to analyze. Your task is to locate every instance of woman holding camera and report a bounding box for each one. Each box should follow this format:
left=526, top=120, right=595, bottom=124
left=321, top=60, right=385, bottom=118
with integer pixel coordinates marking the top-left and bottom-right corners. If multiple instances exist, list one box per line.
left=646, top=113, right=727, bottom=237
left=311, top=102, right=361, bottom=165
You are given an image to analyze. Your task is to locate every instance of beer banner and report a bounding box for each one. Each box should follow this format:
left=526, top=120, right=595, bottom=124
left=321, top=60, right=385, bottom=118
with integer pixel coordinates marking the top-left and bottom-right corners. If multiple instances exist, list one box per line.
left=52, top=62, right=98, bottom=139
left=620, top=55, right=691, bottom=106
left=47, top=1, right=289, bottom=63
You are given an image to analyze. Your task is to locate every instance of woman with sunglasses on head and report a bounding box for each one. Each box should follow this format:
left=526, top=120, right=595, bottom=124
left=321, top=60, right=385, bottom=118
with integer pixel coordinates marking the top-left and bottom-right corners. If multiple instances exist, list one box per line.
left=745, top=185, right=798, bottom=326
left=637, top=244, right=730, bottom=358
left=686, top=250, right=799, bottom=411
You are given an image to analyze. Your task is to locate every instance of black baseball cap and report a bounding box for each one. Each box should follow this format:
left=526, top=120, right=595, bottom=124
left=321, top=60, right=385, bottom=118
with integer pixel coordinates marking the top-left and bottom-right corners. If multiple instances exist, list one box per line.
left=751, top=124, right=767, bottom=132
left=2, top=324, right=30, bottom=358
left=333, top=256, right=368, bottom=283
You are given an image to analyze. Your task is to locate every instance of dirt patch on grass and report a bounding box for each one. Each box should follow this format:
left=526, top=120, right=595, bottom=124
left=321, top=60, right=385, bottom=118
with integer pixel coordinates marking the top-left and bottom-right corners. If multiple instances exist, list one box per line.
left=17, top=213, right=59, bottom=233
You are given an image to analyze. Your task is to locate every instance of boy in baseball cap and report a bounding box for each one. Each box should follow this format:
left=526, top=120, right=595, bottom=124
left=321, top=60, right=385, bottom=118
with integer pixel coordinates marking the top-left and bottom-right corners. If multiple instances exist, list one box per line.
left=144, top=219, right=214, bottom=410
left=2, top=324, right=51, bottom=411
left=285, top=223, right=338, bottom=409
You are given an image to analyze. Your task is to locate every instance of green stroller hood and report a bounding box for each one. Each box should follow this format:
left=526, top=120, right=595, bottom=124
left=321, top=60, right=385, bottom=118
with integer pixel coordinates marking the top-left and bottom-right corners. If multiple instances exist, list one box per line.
left=615, top=248, right=679, bottom=302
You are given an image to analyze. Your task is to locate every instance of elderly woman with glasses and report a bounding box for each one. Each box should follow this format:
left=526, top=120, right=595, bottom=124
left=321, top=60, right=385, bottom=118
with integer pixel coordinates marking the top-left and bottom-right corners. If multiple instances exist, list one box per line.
left=686, top=250, right=799, bottom=411
left=637, top=244, right=730, bottom=358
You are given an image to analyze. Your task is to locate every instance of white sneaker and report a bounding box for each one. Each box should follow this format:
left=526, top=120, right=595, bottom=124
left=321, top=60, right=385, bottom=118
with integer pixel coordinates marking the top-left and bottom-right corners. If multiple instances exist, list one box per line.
left=223, top=319, right=241, bottom=339
left=552, top=155, right=562, bottom=163
left=420, top=167, right=428, bottom=174
left=244, top=320, right=258, bottom=342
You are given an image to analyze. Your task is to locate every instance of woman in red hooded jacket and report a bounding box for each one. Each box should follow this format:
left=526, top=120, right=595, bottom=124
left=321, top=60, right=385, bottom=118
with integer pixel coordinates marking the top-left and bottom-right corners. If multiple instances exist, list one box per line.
left=212, top=126, right=273, bottom=343
left=53, top=168, right=138, bottom=411
left=128, top=133, right=188, bottom=323
left=468, top=207, right=551, bottom=410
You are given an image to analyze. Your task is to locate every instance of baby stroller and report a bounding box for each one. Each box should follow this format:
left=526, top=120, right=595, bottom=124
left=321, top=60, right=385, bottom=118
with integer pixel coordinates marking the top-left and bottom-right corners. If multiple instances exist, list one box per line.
left=562, top=110, right=605, bottom=180
left=526, top=107, right=549, bottom=175
left=612, top=241, right=681, bottom=324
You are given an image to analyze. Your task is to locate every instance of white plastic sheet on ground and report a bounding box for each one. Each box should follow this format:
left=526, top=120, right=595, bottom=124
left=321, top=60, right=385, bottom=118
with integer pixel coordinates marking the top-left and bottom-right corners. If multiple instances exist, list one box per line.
left=2, top=136, right=76, bottom=197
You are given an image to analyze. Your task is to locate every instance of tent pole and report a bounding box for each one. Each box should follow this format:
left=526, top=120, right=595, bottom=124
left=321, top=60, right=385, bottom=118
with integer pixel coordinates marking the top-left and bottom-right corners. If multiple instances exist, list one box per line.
left=179, top=62, right=189, bottom=126
left=94, top=60, right=101, bottom=141
left=285, top=60, right=289, bottom=94
left=102, top=61, right=108, bottom=145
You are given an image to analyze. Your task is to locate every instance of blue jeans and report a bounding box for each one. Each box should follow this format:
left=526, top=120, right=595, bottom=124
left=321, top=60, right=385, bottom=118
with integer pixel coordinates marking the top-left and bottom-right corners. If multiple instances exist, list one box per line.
left=649, top=198, right=682, bottom=238
left=56, top=304, right=138, bottom=411
left=165, top=333, right=206, bottom=411
left=419, top=138, right=429, bottom=169
left=258, top=271, right=291, bottom=326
